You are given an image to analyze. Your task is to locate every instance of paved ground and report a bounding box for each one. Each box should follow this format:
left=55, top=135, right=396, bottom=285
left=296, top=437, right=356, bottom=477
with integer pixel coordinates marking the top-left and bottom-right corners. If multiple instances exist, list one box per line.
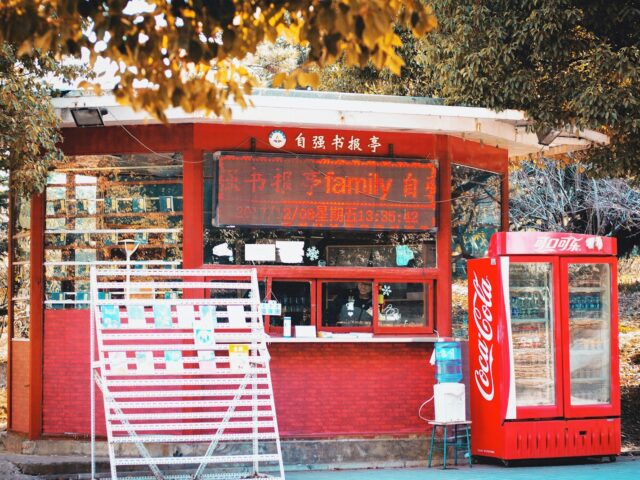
left=0, top=459, right=35, bottom=480
left=0, top=454, right=636, bottom=480
left=287, top=456, right=638, bottom=480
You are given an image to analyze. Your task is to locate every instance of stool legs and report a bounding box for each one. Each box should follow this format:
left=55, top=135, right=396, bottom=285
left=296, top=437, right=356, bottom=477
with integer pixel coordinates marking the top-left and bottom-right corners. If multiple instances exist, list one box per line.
left=428, top=425, right=436, bottom=468
left=442, top=426, right=448, bottom=470
left=428, top=423, right=472, bottom=469
left=465, top=425, right=472, bottom=467
left=454, top=424, right=459, bottom=466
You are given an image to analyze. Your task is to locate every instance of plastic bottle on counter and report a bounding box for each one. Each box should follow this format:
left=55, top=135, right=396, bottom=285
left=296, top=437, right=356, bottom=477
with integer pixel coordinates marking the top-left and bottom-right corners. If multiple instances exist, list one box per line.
left=283, top=316, right=292, bottom=337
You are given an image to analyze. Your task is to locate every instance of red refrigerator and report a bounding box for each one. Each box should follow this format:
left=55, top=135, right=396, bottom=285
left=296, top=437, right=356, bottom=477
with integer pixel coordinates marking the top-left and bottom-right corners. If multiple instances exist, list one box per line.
left=468, top=232, right=620, bottom=462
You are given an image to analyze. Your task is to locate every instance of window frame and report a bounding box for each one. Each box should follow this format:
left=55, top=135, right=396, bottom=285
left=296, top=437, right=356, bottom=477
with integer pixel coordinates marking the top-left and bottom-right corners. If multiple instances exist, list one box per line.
left=265, top=278, right=316, bottom=335
left=373, top=279, right=434, bottom=335
left=316, top=279, right=376, bottom=334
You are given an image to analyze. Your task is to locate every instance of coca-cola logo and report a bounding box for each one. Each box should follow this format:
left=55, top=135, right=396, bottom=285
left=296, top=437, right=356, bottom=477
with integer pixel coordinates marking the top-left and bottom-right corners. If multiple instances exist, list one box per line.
left=472, top=272, right=495, bottom=401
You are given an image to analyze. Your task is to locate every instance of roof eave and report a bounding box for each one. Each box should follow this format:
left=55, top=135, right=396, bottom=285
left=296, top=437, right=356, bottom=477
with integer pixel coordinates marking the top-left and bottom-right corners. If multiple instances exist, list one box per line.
left=52, top=92, right=608, bottom=159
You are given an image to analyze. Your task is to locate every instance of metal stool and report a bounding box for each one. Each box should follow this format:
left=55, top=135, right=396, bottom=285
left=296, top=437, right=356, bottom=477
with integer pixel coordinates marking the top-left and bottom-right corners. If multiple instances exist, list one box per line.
left=427, top=420, right=472, bottom=469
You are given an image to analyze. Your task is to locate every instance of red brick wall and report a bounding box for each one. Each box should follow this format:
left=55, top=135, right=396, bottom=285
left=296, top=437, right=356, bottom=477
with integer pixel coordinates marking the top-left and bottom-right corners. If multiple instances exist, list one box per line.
left=11, top=340, right=30, bottom=433
left=43, top=310, right=106, bottom=436
left=270, top=343, right=434, bottom=437
left=43, top=310, right=435, bottom=438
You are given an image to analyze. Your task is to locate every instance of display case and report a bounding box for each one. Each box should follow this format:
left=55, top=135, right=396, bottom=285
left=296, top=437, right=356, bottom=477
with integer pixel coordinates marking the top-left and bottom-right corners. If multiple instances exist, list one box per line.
left=268, top=280, right=313, bottom=331
left=43, top=154, right=184, bottom=308
left=509, top=262, right=556, bottom=407
left=567, top=262, right=612, bottom=406
left=468, top=232, right=620, bottom=462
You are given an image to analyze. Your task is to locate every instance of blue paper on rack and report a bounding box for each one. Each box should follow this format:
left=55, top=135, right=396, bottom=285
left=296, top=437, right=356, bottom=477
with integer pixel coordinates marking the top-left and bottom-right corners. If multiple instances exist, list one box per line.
left=194, top=328, right=215, bottom=348
left=153, top=305, right=173, bottom=328
left=164, top=350, right=183, bottom=373
left=101, top=305, right=122, bottom=328
left=199, top=305, right=217, bottom=326
left=395, top=245, right=415, bottom=266
left=127, top=305, right=147, bottom=328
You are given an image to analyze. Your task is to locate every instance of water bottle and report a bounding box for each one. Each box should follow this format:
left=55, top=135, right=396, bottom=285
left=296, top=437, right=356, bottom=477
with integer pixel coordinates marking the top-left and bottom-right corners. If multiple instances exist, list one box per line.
left=434, top=341, right=463, bottom=383
left=283, top=316, right=292, bottom=338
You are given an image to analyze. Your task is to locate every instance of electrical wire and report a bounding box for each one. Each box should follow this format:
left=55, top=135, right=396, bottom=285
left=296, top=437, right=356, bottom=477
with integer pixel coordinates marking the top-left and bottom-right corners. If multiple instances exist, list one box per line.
left=110, top=110, right=252, bottom=164
left=418, top=395, right=435, bottom=422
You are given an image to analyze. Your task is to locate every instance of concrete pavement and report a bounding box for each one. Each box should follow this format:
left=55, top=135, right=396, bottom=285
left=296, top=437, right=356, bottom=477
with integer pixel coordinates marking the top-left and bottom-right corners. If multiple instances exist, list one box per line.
left=0, top=453, right=636, bottom=479
left=287, top=456, right=638, bottom=480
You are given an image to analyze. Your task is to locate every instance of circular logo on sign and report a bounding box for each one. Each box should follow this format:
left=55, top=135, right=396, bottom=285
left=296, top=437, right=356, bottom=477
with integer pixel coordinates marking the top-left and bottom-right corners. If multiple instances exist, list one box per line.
left=268, top=130, right=286, bottom=148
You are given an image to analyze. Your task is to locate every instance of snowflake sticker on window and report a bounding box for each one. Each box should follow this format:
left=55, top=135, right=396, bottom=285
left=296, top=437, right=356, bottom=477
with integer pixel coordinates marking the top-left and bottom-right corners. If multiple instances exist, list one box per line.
left=380, top=285, right=392, bottom=297
left=306, top=246, right=320, bottom=261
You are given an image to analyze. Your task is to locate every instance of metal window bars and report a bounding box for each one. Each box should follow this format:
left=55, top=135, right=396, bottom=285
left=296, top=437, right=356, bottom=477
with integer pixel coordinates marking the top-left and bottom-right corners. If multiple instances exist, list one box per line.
left=90, top=267, right=285, bottom=480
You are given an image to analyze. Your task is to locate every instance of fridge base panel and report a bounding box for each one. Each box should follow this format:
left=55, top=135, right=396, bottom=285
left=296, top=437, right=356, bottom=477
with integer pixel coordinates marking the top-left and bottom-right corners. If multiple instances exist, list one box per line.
left=473, top=418, right=620, bottom=460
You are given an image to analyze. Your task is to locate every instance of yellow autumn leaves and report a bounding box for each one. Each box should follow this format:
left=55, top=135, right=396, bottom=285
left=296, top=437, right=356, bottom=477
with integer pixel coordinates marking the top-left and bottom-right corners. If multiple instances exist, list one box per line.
left=0, top=1, right=437, bottom=121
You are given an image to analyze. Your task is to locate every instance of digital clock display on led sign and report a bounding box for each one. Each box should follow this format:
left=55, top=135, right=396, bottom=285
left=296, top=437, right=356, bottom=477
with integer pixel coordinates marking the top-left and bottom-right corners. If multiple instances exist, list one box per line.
left=215, top=153, right=437, bottom=231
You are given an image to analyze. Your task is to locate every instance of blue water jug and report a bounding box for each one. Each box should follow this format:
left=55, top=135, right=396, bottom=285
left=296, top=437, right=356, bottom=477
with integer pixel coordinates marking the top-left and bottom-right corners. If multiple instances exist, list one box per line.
left=434, top=341, right=463, bottom=383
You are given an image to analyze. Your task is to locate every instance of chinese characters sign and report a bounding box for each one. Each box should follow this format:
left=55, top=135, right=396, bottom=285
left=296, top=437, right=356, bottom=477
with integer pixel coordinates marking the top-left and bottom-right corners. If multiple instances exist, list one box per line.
left=216, top=153, right=437, bottom=231
left=488, top=232, right=616, bottom=256
left=293, top=132, right=382, bottom=153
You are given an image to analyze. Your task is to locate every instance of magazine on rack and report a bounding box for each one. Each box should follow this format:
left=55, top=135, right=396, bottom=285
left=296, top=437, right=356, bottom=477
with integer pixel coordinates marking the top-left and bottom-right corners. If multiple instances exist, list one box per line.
left=127, top=305, right=147, bottom=328
left=153, top=305, right=173, bottom=328
left=101, top=305, right=121, bottom=329
left=164, top=350, right=183, bottom=373
left=135, top=351, right=155, bottom=374
left=176, top=305, right=195, bottom=328
left=109, top=351, right=129, bottom=375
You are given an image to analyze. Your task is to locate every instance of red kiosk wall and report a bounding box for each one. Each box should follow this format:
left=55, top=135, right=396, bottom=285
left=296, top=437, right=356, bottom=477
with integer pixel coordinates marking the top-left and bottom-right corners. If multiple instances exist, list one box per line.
left=43, top=310, right=107, bottom=436
left=10, top=341, right=30, bottom=433
left=42, top=307, right=435, bottom=437
left=32, top=123, right=508, bottom=438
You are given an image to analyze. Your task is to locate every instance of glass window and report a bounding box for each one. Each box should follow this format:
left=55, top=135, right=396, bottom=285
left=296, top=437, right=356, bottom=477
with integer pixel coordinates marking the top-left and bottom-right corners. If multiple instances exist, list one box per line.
left=269, top=281, right=312, bottom=328
left=321, top=281, right=374, bottom=328
left=377, top=282, right=428, bottom=328
left=204, top=227, right=435, bottom=268
left=568, top=263, right=611, bottom=405
left=451, top=165, right=502, bottom=338
left=11, top=195, right=31, bottom=338
left=509, top=262, right=556, bottom=406
left=203, top=153, right=436, bottom=268
left=44, top=153, right=184, bottom=309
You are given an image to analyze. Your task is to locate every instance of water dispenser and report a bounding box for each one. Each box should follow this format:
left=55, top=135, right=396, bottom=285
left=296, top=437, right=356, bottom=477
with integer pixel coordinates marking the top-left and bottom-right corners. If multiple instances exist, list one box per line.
left=431, top=341, right=466, bottom=422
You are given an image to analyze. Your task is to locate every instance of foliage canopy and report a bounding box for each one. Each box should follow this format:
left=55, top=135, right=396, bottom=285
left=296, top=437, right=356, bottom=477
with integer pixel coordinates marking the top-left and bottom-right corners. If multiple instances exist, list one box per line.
left=510, top=159, right=640, bottom=254
left=422, top=0, right=640, bottom=177
left=0, top=1, right=436, bottom=121
left=320, top=1, right=640, bottom=177
left=0, top=44, right=80, bottom=193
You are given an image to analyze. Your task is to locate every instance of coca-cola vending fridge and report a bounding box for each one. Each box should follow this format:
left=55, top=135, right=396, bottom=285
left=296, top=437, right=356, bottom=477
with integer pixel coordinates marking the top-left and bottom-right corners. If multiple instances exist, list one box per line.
left=468, top=232, right=620, bottom=463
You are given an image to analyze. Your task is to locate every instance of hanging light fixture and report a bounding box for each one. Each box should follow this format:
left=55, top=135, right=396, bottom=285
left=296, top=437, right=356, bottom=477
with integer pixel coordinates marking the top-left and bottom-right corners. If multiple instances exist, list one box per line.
left=70, top=107, right=108, bottom=127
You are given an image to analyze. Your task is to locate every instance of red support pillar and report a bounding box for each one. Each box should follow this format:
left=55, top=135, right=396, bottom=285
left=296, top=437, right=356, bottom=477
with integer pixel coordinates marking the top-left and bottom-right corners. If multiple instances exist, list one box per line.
left=181, top=147, right=206, bottom=299
left=182, top=148, right=204, bottom=269
left=435, top=136, right=452, bottom=337
left=501, top=170, right=510, bottom=231
left=28, top=192, right=45, bottom=439
left=7, top=188, right=14, bottom=431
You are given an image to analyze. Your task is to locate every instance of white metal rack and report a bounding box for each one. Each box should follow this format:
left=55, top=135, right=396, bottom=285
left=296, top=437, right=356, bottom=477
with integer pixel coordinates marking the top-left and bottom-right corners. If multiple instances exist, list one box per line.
left=90, top=267, right=285, bottom=480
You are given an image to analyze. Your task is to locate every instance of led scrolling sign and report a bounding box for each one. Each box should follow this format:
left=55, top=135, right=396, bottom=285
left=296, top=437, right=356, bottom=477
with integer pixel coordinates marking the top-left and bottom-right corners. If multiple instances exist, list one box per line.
left=215, top=153, right=437, bottom=231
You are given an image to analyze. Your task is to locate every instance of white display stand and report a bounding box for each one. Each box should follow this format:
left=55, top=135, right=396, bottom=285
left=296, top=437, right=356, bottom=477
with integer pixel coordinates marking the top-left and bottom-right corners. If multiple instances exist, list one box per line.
left=90, top=267, right=285, bottom=480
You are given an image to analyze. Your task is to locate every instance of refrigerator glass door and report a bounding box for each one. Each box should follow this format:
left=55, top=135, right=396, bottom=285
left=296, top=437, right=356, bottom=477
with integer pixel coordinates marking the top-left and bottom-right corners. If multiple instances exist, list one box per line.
left=567, top=263, right=611, bottom=406
left=509, top=261, right=559, bottom=413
